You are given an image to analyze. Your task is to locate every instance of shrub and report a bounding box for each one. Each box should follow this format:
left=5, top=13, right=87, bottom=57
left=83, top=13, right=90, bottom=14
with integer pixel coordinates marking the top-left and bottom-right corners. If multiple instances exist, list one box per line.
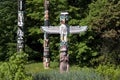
left=0, top=52, right=33, bottom=80
left=34, top=68, right=104, bottom=80
left=96, top=65, right=120, bottom=80
left=33, top=65, right=120, bottom=80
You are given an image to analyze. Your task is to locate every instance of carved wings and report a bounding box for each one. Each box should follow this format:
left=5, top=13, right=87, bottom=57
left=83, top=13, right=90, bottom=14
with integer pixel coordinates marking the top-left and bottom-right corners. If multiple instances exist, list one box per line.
left=41, top=26, right=88, bottom=34
left=69, top=26, right=88, bottom=34
left=41, top=26, right=60, bottom=34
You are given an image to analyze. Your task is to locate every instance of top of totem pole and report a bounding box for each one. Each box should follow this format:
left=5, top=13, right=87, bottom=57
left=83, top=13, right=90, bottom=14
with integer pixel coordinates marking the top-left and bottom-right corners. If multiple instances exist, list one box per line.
left=41, top=11, right=88, bottom=34
left=60, top=12, right=69, bottom=22
left=60, top=12, right=69, bottom=15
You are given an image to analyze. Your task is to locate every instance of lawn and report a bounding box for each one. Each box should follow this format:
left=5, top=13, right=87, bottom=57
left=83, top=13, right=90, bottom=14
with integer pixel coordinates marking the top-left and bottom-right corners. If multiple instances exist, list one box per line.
left=25, top=62, right=59, bottom=74
left=27, top=63, right=102, bottom=80
left=1, top=61, right=120, bottom=80
left=25, top=62, right=80, bottom=74
left=25, top=62, right=120, bottom=80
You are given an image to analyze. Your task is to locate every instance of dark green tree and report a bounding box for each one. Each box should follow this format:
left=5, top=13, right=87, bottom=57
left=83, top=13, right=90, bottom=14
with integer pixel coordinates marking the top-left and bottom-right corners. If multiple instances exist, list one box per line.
left=81, top=0, right=120, bottom=65
left=91, top=0, right=120, bottom=65
left=0, top=0, right=17, bottom=60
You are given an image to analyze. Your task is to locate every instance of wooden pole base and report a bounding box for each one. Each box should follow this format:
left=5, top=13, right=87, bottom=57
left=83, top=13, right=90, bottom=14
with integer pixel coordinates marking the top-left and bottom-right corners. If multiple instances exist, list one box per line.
left=43, top=57, right=50, bottom=69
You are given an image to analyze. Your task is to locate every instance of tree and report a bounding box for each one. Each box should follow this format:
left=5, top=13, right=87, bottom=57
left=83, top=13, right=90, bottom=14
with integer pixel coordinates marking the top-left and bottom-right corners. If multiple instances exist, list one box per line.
left=0, top=0, right=17, bottom=60
left=91, top=0, right=120, bottom=65
left=81, top=0, right=120, bottom=65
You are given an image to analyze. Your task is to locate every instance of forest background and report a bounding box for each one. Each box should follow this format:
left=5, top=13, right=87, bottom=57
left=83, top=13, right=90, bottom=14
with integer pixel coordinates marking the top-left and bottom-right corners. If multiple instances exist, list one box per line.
left=0, top=0, right=120, bottom=67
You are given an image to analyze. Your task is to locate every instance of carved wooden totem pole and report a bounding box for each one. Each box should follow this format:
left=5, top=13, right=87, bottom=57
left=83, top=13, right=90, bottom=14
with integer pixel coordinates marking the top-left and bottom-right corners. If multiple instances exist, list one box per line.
left=43, top=0, right=50, bottom=69
left=17, top=0, right=25, bottom=52
left=59, top=12, right=69, bottom=73
left=41, top=12, right=88, bottom=72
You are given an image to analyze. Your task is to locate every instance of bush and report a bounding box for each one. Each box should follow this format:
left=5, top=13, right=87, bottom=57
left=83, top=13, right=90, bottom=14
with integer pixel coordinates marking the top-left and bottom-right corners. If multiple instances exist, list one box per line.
left=34, top=68, right=103, bottom=80
left=33, top=65, right=120, bottom=80
left=96, top=65, right=120, bottom=80
left=0, top=52, right=33, bottom=80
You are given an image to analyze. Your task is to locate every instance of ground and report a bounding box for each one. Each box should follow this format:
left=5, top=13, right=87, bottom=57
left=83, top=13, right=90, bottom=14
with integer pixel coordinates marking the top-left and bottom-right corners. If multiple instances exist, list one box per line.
left=25, top=62, right=79, bottom=74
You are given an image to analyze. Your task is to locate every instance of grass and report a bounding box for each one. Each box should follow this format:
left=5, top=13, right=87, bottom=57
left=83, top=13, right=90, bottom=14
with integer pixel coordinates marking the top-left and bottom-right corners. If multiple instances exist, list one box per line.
left=1, top=61, right=120, bottom=80
left=33, top=67, right=103, bottom=80
left=25, top=62, right=81, bottom=74
left=0, top=62, right=2, bottom=65
left=25, top=62, right=120, bottom=80
left=25, top=62, right=60, bottom=74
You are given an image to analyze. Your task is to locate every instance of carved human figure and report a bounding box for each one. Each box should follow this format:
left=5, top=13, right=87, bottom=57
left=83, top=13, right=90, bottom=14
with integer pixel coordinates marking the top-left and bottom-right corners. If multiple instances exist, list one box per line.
left=44, top=39, right=49, bottom=47
left=60, top=52, right=69, bottom=73
left=18, top=11, right=24, bottom=27
left=60, top=24, right=68, bottom=42
left=44, top=10, right=49, bottom=20
left=43, top=57, right=50, bottom=69
left=43, top=39, right=50, bottom=69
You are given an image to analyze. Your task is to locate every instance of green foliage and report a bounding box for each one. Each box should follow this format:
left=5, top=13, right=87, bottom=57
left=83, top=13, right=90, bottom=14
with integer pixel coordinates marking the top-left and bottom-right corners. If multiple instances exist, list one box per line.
left=0, top=0, right=17, bottom=61
left=34, top=68, right=103, bottom=80
left=96, top=65, right=120, bottom=80
left=26, top=63, right=119, bottom=80
left=33, top=66, right=120, bottom=80
left=0, top=0, right=120, bottom=68
left=79, top=0, right=120, bottom=66
left=0, top=52, right=32, bottom=80
left=91, top=0, right=120, bottom=65
left=25, top=62, right=59, bottom=74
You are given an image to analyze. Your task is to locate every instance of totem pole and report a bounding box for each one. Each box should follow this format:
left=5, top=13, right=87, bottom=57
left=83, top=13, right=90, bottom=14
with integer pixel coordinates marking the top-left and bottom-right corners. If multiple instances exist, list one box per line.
left=17, top=0, right=25, bottom=52
left=43, top=0, right=50, bottom=69
left=41, top=12, right=88, bottom=72
left=59, top=12, right=69, bottom=73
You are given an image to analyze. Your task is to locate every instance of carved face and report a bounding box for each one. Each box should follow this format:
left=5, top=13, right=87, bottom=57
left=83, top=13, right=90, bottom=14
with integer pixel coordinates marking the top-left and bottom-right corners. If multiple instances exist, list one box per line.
left=60, top=12, right=69, bottom=24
